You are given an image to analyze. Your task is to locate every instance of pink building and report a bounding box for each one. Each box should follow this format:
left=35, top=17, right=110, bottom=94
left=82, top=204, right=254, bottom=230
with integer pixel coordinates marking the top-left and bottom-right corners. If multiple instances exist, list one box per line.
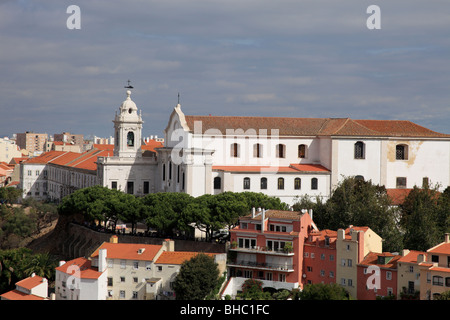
left=357, top=252, right=401, bottom=300
left=226, top=208, right=317, bottom=294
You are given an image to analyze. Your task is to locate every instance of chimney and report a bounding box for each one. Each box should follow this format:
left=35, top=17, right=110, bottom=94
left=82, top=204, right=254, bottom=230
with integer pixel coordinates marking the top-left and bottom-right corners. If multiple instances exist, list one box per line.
left=337, top=229, right=345, bottom=241
left=164, top=239, right=175, bottom=252
left=59, top=260, right=66, bottom=267
left=417, top=254, right=425, bottom=264
left=308, top=209, right=313, bottom=221
left=402, top=249, right=410, bottom=257
left=445, top=233, right=450, bottom=243
left=261, top=209, right=265, bottom=233
left=98, top=249, right=107, bottom=273
left=110, top=235, right=118, bottom=243
left=252, top=207, right=256, bottom=218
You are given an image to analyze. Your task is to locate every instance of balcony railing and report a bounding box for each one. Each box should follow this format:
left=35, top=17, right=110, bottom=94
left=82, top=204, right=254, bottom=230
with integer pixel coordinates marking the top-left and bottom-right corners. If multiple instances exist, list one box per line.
left=228, top=259, right=294, bottom=272
left=229, top=246, right=294, bottom=256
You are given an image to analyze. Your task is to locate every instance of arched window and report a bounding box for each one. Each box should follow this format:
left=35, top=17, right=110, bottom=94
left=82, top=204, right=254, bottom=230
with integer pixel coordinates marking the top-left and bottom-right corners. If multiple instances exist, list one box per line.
left=243, top=177, right=250, bottom=190
left=231, top=143, right=240, bottom=157
left=260, top=177, right=267, bottom=190
left=298, top=144, right=307, bottom=158
left=276, top=144, right=286, bottom=158
left=162, top=164, right=166, bottom=181
left=311, top=178, right=318, bottom=190
left=253, top=143, right=263, bottom=158
left=354, top=141, right=365, bottom=159
left=214, top=177, right=221, bottom=190
left=127, top=131, right=134, bottom=147
left=396, top=144, right=408, bottom=160
left=294, top=178, right=301, bottom=190
left=277, top=177, right=284, bottom=190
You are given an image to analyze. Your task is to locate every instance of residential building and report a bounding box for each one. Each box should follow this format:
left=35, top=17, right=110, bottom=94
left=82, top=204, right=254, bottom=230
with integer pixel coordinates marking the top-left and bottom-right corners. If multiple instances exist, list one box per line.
left=0, top=273, right=49, bottom=300
left=396, top=249, right=425, bottom=299
left=54, top=132, right=84, bottom=146
left=224, top=208, right=317, bottom=297
left=336, top=226, right=382, bottom=299
left=16, top=132, right=48, bottom=156
left=419, top=233, right=450, bottom=300
left=55, top=255, right=108, bottom=300
left=0, top=137, right=23, bottom=164
left=357, top=252, right=401, bottom=300
left=46, top=140, right=82, bottom=153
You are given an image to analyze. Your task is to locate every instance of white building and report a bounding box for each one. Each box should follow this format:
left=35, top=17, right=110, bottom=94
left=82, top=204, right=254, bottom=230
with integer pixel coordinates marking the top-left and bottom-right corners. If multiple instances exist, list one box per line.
left=55, top=254, right=108, bottom=300
left=20, top=88, right=450, bottom=205
left=0, top=273, right=49, bottom=300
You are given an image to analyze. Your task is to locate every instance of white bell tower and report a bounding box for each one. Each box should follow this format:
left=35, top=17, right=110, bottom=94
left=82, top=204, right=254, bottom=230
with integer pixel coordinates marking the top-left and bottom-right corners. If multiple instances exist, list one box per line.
left=113, top=89, right=143, bottom=158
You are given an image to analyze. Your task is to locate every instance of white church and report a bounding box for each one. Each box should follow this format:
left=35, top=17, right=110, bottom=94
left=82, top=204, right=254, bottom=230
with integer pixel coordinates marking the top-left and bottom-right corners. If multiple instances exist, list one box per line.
left=21, top=88, right=450, bottom=205
left=99, top=88, right=450, bottom=205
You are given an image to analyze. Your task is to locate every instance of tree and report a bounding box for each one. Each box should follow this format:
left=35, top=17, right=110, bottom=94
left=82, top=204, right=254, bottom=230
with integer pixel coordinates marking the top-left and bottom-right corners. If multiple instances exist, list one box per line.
left=172, top=254, right=220, bottom=300
left=293, top=177, right=403, bottom=252
left=299, top=283, right=350, bottom=300
left=401, top=185, right=442, bottom=251
left=237, top=279, right=272, bottom=300
left=0, top=187, right=22, bottom=206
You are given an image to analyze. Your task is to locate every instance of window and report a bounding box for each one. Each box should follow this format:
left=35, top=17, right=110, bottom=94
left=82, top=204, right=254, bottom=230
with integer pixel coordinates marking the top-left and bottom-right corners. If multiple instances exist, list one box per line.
left=127, top=181, right=134, bottom=194
left=253, top=143, right=263, bottom=158
left=133, top=261, right=139, bottom=270
left=347, top=259, right=352, bottom=267
left=298, top=144, right=306, bottom=158
left=111, top=181, right=117, bottom=190
left=120, top=290, right=125, bottom=299
left=294, top=178, right=301, bottom=190
left=276, top=144, right=286, bottom=158
left=231, top=143, right=240, bottom=157
left=260, top=177, right=267, bottom=190
left=120, top=260, right=126, bottom=269
left=127, top=131, right=134, bottom=147
left=311, top=178, right=318, bottom=190
left=386, top=271, right=392, bottom=280
left=214, top=177, right=221, bottom=190
left=396, top=144, right=408, bottom=160
left=277, top=177, right=284, bottom=190
left=446, top=277, right=450, bottom=287
left=162, top=164, right=166, bottom=181
left=243, top=177, right=250, bottom=190
left=120, top=276, right=125, bottom=282
left=107, top=277, right=113, bottom=286
left=354, top=141, right=365, bottom=159
left=422, top=177, right=429, bottom=188
left=396, top=177, right=407, bottom=189
left=169, top=161, right=172, bottom=180
left=431, top=255, right=439, bottom=263
left=433, top=276, right=443, bottom=286
left=132, top=291, right=138, bottom=299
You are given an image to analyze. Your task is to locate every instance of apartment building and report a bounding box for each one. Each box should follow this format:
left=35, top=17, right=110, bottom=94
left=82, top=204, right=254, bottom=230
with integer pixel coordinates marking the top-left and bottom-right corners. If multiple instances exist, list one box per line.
left=397, top=249, right=425, bottom=299
left=16, top=132, right=48, bottom=156
left=419, top=233, right=450, bottom=300
left=54, top=132, right=84, bottom=146
left=225, top=208, right=317, bottom=297
left=357, top=252, right=401, bottom=300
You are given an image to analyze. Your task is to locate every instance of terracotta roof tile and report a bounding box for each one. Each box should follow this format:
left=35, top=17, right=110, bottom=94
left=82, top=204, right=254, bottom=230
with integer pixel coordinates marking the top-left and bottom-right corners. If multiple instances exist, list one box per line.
left=428, top=242, right=450, bottom=255
left=91, top=242, right=163, bottom=261
left=155, top=251, right=218, bottom=265
left=184, top=115, right=450, bottom=138
left=359, top=252, right=401, bottom=269
left=15, top=275, right=45, bottom=290
left=398, top=250, right=427, bottom=264
left=55, top=257, right=103, bottom=279
left=0, top=290, right=45, bottom=300
left=387, top=188, right=413, bottom=206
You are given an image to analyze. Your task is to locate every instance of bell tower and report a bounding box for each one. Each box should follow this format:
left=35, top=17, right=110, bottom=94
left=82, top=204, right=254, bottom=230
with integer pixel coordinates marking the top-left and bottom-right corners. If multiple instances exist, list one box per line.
left=113, top=88, right=143, bottom=158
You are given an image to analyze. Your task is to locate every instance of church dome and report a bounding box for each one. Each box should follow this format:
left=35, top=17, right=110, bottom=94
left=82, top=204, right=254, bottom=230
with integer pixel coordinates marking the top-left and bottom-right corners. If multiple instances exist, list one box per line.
left=120, top=90, right=138, bottom=114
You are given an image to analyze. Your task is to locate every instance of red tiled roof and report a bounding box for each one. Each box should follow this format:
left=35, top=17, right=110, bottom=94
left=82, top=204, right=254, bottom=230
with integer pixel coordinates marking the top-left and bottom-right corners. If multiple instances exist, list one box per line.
left=55, top=257, right=103, bottom=279
left=398, top=250, right=427, bottom=264
left=155, top=251, right=218, bottom=265
left=386, top=188, right=413, bottom=205
left=142, top=140, right=164, bottom=153
left=428, top=242, right=450, bottom=255
left=15, top=275, right=45, bottom=290
left=359, top=252, right=401, bottom=269
left=184, top=115, right=450, bottom=138
left=0, top=289, right=45, bottom=300
left=212, top=163, right=330, bottom=173
left=91, top=242, right=163, bottom=261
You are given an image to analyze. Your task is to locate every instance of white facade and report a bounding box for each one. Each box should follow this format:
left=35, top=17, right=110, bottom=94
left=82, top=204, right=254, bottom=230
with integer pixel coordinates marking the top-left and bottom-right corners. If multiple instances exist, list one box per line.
left=97, top=90, right=158, bottom=196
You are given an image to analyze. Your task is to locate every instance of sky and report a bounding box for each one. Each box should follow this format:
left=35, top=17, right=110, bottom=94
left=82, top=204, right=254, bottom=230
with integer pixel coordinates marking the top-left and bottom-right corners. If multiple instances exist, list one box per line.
left=1, top=0, right=449, bottom=140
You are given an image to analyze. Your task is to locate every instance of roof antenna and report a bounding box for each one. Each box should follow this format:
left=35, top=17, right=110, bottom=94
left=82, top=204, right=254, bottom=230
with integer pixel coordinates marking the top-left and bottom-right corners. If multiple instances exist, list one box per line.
left=125, top=80, right=134, bottom=89
left=177, top=92, right=180, bottom=104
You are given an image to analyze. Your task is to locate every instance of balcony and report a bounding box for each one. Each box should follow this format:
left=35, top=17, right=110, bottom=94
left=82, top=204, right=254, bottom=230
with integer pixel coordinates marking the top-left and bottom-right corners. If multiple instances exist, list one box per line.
left=228, top=259, right=294, bottom=272
left=229, top=246, right=294, bottom=256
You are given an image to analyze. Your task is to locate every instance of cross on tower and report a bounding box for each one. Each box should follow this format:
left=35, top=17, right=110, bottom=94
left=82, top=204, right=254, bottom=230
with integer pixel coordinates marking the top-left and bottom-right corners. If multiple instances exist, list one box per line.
left=125, top=80, right=134, bottom=89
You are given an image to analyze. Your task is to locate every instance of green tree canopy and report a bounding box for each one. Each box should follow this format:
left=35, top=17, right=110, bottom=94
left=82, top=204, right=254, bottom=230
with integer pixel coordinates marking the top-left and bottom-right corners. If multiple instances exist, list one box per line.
left=172, top=253, right=220, bottom=300
left=299, top=283, right=350, bottom=300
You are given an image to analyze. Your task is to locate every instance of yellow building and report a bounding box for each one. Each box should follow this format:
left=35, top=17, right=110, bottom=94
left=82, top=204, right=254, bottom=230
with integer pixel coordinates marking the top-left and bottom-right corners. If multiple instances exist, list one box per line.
left=336, top=226, right=382, bottom=299
left=396, top=249, right=425, bottom=299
